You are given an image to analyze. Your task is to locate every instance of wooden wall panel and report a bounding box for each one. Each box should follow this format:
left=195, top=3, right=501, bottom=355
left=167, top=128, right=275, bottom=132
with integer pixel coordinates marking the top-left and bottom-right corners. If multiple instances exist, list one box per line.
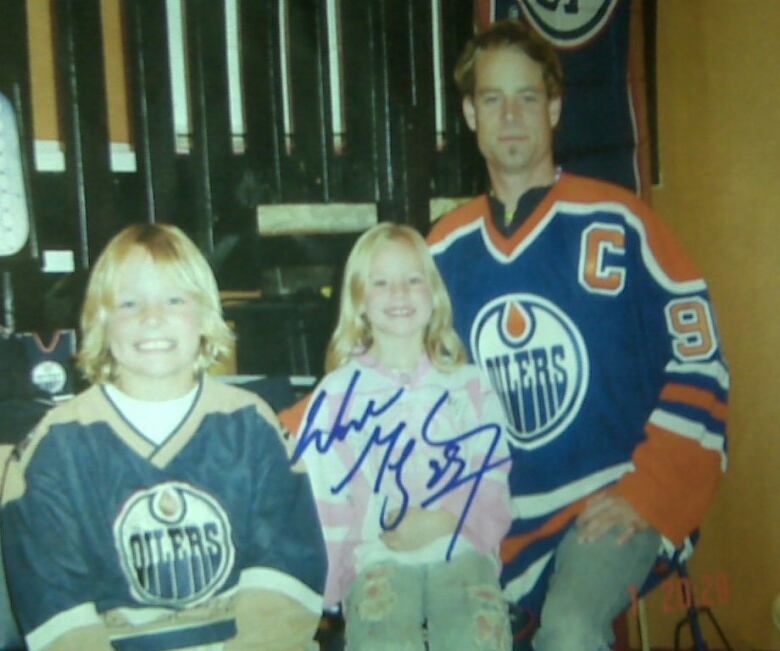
left=639, top=2, right=780, bottom=649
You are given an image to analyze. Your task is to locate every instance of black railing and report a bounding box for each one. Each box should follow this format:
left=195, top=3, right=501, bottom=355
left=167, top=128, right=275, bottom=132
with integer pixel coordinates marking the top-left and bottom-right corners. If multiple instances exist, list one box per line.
left=0, top=0, right=478, bottom=374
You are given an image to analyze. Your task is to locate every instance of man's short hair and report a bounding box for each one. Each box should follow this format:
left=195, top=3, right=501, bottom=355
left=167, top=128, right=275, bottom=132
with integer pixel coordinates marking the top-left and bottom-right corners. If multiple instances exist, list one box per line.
left=454, top=19, right=563, bottom=99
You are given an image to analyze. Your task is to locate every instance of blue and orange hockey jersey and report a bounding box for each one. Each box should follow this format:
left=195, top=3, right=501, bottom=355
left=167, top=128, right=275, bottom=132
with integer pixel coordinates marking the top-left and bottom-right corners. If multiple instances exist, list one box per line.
left=2, top=376, right=326, bottom=651
left=428, top=172, right=728, bottom=607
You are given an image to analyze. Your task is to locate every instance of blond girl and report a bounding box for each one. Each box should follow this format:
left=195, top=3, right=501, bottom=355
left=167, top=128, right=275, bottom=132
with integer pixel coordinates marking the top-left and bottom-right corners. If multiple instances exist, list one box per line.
left=292, top=222, right=513, bottom=651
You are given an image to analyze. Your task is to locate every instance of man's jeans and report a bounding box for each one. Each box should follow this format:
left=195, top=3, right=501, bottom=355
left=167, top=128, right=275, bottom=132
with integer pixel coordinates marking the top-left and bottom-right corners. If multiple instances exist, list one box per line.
left=533, top=525, right=661, bottom=651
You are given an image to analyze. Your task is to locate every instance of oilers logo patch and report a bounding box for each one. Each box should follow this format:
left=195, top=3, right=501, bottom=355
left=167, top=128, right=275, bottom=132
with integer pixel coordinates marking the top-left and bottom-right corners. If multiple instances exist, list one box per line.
left=30, top=360, right=67, bottom=394
left=471, top=294, right=589, bottom=449
left=114, top=481, right=235, bottom=607
left=517, top=0, right=619, bottom=48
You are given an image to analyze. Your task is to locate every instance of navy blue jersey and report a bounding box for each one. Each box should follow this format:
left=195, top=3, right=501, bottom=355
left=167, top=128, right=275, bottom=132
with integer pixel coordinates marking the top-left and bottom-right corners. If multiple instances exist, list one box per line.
left=429, top=173, right=728, bottom=609
left=15, top=330, right=78, bottom=399
left=2, top=376, right=326, bottom=651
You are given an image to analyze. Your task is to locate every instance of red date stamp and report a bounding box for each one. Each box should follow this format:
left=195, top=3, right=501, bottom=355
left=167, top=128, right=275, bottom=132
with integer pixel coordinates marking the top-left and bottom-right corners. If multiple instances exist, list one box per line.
left=627, top=571, right=731, bottom=616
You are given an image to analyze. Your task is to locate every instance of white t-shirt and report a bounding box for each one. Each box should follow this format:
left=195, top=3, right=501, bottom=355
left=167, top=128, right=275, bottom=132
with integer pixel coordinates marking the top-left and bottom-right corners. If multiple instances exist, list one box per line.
left=104, top=382, right=199, bottom=446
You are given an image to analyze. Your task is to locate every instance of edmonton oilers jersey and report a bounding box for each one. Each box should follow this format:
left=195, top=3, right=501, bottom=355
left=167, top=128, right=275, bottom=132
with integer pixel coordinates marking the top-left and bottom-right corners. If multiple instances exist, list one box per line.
left=2, top=376, right=326, bottom=651
left=429, top=173, right=728, bottom=607
left=15, top=330, right=77, bottom=399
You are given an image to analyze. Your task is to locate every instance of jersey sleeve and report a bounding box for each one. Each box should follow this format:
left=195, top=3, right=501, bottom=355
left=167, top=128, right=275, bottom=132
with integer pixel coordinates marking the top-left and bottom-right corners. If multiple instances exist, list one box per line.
left=227, top=590, right=320, bottom=651
left=1, top=426, right=113, bottom=651
left=614, top=199, right=728, bottom=545
left=239, top=407, right=327, bottom=613
left=231, top=406, right=327, bottom=647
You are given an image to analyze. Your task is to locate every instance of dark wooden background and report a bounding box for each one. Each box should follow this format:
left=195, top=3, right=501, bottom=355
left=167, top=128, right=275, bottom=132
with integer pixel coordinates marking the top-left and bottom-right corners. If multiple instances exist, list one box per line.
left=0, top=0, right=482, bottom=377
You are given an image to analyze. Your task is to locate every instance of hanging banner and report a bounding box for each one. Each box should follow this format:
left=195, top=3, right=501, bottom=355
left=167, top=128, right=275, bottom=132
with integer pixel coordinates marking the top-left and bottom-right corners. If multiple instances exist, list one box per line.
left=474, top=0, right=652, bottom=198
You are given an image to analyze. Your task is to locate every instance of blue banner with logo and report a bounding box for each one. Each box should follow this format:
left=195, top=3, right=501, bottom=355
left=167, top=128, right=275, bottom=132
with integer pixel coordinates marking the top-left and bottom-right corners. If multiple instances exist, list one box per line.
left=475, top=0, right=651, bottom=198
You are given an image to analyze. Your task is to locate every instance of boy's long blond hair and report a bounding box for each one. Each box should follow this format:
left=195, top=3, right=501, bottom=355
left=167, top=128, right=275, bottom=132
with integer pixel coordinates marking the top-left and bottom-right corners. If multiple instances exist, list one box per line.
left=77, top=223, right=234, bottom=383
left=325, top=222, right=466, bottom=373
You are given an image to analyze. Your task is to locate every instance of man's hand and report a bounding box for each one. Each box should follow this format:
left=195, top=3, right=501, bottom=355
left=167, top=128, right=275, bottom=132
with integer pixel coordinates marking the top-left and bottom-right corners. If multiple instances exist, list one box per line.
left=575, top=492, right=648, bottom=544
left=380, top=507, right=458, bottom=551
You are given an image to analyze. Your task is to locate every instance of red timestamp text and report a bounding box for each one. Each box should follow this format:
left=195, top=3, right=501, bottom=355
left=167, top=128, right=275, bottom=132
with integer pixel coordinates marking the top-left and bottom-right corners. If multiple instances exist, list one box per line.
left=627, top=571, right=731, bottom=617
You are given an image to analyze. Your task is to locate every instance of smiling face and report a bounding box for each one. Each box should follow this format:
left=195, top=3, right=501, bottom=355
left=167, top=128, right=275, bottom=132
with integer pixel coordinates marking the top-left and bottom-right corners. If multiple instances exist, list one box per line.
left=362, top=239, right=433, bottom=367
left=106, top=247, right=204, bottom=400
left=463, top=45, right=561, bottom=187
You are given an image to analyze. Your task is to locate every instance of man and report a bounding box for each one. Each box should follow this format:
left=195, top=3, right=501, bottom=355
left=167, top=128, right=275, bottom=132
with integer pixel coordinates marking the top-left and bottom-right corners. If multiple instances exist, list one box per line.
left=428, top=19, right=728, bottom=650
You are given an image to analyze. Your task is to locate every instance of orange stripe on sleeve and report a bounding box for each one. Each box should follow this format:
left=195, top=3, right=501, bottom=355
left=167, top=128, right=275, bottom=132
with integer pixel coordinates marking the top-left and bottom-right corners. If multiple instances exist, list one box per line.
left=615, top=424, right=723, bottom=546
left=660, top=383, right=728, bottom=423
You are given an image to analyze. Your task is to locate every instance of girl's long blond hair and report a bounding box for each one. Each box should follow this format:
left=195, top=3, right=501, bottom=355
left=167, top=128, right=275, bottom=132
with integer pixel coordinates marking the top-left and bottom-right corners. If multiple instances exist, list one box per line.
left=325, top=222, right=466, bottom=373
left=77, top=223, right=234, bottom=383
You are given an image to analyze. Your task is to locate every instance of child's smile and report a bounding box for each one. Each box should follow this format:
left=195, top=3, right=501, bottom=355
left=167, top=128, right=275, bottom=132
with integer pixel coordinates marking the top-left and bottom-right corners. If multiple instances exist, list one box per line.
left=363, top=240, right=433, bottom=367
left=134, top=338, right=177, bottom=352
left=107, top=247, right=204, bottom=400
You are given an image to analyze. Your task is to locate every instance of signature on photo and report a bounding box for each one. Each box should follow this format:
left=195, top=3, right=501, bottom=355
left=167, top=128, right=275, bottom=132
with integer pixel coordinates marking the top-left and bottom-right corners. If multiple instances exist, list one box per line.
left=291, top=369, right=510, bottom=558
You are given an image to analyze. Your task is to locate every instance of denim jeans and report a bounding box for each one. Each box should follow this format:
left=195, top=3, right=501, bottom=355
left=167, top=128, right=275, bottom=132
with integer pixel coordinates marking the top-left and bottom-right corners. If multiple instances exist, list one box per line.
left=532, top=525, right=661, bottom=651
left=344, top=552, right=512, bottom=651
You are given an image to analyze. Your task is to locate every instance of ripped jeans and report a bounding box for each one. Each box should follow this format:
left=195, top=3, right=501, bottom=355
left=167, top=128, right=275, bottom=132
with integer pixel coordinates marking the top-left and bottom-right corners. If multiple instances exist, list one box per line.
left=344, top=552, right=511, bottom=651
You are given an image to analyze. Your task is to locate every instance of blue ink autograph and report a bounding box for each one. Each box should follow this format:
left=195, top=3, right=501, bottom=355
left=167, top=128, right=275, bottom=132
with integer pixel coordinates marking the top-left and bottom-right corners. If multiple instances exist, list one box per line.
left=290, top=370, right=511, bottom=559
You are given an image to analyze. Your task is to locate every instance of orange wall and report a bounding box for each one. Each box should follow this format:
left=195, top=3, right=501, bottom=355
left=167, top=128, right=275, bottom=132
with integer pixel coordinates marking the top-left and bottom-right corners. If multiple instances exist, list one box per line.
left=639, top=2, right=780, bottom=649
left=27, top=0, right=58, bottom=141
